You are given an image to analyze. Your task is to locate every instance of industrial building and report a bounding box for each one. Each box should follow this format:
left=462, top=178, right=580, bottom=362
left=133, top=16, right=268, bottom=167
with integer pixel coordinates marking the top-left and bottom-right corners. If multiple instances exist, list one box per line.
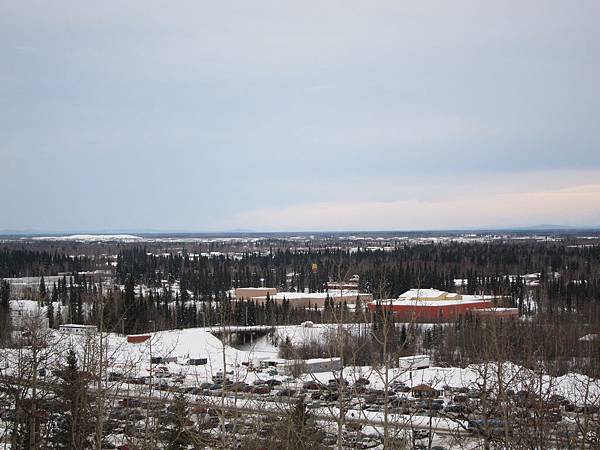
left=367, top=288, right=496, bottom=322
left=59, top=324, right=98, bottom=334
left=235, top=287, right=372, bottom=307
left=326, top=274, right=360, bottom=290
left=470, top=307, right=519, bottom=319
left=127, top=334, right=151, bottom=344
left=234, top=287, right=278, bottom=299
left=398, top=355, right=430, bottom=371
left=259, top=357, right=342, bottom=375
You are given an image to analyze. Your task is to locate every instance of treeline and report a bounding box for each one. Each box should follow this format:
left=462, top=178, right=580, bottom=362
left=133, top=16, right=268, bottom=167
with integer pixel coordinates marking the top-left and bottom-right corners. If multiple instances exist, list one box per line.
left=0, top=249, right=95, bottom=278
left=2, top=241, right=600, bottom=344
left=4, top=241, right=600, bottom=307
left=434, top=306, right=600, bottom=376
left=97, top=282, right=361, bottom=335
left=114, top=242, right=600, bottom=309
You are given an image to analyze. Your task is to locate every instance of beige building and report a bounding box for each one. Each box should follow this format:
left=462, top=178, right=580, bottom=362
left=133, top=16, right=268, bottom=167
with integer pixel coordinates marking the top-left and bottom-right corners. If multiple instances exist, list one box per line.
left=236, top=288, right=372, bottom=308
left=235, top=287, right=278, bottom=299
left=398, top=288, right=463, bottom=301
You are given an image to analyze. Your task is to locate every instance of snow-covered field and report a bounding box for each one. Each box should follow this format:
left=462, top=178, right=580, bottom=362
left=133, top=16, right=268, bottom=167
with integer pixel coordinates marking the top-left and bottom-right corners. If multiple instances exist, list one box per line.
left=113, top=327, right=600, bottom=405
left=30, top=234, right=144, bottom=242
left=4, top=324, right=598, bottom=407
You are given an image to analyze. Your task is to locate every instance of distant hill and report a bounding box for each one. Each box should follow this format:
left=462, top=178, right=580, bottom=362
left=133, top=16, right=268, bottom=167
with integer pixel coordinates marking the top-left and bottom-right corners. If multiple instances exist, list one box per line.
left=521, top=224, right=578, bottom=230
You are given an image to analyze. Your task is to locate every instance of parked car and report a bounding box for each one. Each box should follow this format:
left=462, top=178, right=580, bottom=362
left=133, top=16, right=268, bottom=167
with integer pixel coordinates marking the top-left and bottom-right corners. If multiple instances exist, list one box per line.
left=413, top=429, right=430, bottom=440
left=119, top=398, right=142, bottom=408
left=311, top=391, right=322, bottom=400
left=545, top=412, right=562, bottom=422
left=108, top=372, right=122, bottom=381
left=444, top=404, right=469, bottom=414
left=467, top=419, right=508, bottom=436
left=303, top=380, right=321, bottom=390
left=234, top=382, right=252, bottom=392
left=277, top=389, right=296, bottom=397
left=250, top=386, right=271, bottom=395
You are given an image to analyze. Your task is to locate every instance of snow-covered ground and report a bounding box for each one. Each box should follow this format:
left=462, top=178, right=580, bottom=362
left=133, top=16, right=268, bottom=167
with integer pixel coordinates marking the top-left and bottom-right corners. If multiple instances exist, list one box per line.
left=108, top=328, right=246, bottom=376
left=30, top=234, right=144, bottom=242
left=114, top=327, right=600, bottom=405
left=2, top=323, right=599, bottom=406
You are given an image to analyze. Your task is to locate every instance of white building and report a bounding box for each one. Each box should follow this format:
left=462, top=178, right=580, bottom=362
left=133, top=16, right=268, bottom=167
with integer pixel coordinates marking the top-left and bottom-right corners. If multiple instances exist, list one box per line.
left=260, top=357, right=342, bottom=375
left=398, top=355, right=430, bottom=371
left=9, top=300, right=49, bottom=331
left=59, top=324, right=98, bottom=335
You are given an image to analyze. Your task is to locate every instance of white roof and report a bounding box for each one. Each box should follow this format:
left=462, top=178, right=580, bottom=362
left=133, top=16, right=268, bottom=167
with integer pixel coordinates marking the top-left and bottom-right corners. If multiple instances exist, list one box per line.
left=399, top=289, right=447, bottom=299
left=262, top=357, right=341, bottom=364
left=475, top=307, right=518, bottom=312
left=260, top=358, right=288, bottom=364
left=399, top=355, right=429, bottom=360
left=303, top=357, right=341, bottom=364
left=376, top=296, right=495, bottom=307
left=237, top=287, right=275, bottom=291
left=578, top=334, right=600, bottom=342
left=256, top=290, right=364, bottom=300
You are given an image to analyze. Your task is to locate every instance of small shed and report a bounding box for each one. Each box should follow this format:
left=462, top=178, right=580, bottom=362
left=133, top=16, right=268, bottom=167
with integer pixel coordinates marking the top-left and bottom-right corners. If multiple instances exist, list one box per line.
left=188, top=358, right=208, bottom=366
left=411, top=384, right=439, bottom=398
left=127, top=334, right=151, bottom=344
left=150, top=356, right=177, bottom=364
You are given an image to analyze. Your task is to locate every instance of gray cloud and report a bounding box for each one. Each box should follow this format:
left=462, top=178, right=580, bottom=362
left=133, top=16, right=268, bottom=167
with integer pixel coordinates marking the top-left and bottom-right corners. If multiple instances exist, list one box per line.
left=1, top=1, right=599, bottom=230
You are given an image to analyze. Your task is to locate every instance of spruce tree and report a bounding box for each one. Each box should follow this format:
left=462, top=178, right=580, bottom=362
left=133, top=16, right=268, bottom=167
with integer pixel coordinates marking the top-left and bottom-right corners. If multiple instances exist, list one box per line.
left=52, top=348, right=95, bottom=449
left=0, top=279, right=10, bottom=343
left=39, top=275, right=47, bottom=305
left=47, top=300, right=54, bottom=329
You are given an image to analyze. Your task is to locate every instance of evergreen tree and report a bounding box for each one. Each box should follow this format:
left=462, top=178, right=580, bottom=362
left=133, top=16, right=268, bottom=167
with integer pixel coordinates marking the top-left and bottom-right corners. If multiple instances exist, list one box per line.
left=76, top=289, right=83, bottom=324
left=0, top=279, right=10, bottom=342
left=60, top=276, right=68, bottom=306
left=39, top=275, right=47, bottom=305
left=47, top=299, right=54, bottom=329
left=124, top=274, right=135, bottom=304
left=52, top=349, right=95, bottom=449
left=0, top=279, right=9, bottom=305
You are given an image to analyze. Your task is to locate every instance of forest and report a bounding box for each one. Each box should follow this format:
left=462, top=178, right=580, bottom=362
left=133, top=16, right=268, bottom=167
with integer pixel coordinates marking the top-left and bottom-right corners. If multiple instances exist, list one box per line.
left=2, top=238, right=600, bottom=375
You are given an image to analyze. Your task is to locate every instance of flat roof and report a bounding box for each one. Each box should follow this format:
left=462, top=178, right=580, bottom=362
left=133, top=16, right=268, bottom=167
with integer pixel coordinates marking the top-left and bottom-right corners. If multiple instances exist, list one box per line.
left=302, top=357, right=341, bottom=364
left=374, top=297, right=494, bottom=307
left=236, top=287, right=276, bottom=291
left=399, top=288, right=448, bottom=299
left=255, top=290, right=367, bottom=300
left=474, top=307, right=518, bottom=312
left=399, top=355, right=429, bottom=360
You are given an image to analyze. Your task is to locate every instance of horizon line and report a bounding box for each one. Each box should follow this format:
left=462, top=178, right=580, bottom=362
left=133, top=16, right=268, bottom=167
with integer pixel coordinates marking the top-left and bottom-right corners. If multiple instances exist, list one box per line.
left=2, top=225, right=600, bottom=237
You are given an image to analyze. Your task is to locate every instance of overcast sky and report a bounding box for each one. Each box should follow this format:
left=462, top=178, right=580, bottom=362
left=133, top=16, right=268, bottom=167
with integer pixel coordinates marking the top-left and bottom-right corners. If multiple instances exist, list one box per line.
left=1, top=1, right=599, bottom=232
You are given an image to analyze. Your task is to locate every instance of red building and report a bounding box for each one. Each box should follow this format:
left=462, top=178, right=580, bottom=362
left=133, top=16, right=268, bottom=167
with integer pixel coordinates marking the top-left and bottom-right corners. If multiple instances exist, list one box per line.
left=127, top=334, right=151, bottom=344
left=367, top=289, right=496, bottom=322
left=470, top=308, right=519, bottom=319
